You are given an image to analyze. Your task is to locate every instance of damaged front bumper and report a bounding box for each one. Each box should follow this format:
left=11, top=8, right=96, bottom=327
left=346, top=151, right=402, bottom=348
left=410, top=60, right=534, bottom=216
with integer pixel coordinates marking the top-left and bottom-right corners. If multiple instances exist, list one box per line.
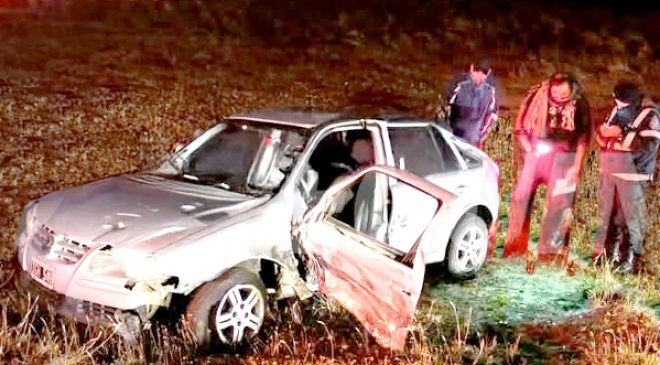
left=16, top=226, right=173, bottom=325
left=15, top=268, right=160, bottom=333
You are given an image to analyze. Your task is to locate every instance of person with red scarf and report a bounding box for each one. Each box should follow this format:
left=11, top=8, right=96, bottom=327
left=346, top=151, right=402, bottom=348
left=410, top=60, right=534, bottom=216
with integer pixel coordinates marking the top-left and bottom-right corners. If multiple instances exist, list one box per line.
left=503, top=72, right=592, bottom=264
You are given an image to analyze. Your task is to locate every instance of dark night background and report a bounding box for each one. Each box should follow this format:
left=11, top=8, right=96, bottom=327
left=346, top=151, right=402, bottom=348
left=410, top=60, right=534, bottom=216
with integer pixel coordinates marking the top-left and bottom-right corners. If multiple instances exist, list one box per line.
left=0, top=1, right=658, bottom=364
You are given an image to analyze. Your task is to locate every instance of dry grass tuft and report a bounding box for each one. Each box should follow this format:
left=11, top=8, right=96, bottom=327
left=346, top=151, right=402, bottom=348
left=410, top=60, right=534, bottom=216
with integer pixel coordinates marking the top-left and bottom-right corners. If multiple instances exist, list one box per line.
left=0, top=1, right=658, bottom=363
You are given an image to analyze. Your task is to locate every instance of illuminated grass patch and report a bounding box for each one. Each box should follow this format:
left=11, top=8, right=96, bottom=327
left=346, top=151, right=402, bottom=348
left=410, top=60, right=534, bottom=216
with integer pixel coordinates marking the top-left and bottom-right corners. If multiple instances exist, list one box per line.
left=425, top=262, right=592, bottom=327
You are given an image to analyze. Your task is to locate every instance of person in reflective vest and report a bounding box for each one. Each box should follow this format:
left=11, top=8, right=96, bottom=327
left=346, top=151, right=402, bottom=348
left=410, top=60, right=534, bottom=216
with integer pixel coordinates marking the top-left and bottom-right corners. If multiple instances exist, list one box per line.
left=503, top=72, right=592, bottom=264
left=444, top=60, right=498, bottom=149
left=592, top=80, right=660, bottom=273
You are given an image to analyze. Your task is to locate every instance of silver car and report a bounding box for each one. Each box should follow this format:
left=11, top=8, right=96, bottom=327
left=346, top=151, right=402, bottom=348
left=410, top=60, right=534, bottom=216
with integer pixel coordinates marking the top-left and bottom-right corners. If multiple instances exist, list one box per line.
left=15, top=109, right=500, bottom=350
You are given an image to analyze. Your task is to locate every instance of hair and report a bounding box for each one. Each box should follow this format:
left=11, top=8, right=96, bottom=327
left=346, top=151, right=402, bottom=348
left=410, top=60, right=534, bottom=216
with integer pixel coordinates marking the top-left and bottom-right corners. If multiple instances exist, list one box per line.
left=548, top=72, right=582, bottom=97
left=613, top=79, right=642, bottom=107
left=548, top=72, right=572, bottom=86
left=472, top=59, right=491, bottom=73
left=346, top=129, right=371, bottom=143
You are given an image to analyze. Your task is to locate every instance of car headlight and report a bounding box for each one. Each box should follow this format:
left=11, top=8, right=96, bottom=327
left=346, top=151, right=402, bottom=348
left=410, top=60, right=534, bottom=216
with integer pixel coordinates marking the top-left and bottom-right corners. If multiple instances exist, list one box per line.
left=88, top=251, right=126, bottom=277
left=88, top=249, right=158, bottom=280
left=116, top=250, right=158, bottom=280
left=15, top=201, right=38, bottom=253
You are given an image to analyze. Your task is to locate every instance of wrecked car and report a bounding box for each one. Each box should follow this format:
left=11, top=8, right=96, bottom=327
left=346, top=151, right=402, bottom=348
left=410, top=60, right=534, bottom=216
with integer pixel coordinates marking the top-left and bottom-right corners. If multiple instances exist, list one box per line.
left=14, top=109, right=500, bottom=350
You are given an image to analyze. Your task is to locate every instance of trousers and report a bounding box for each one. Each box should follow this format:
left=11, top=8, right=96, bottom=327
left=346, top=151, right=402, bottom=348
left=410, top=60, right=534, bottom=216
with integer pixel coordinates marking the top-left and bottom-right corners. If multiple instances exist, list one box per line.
left=503, top=149, right=578, bottom=262
left=593, top=152, right=648, bottom=257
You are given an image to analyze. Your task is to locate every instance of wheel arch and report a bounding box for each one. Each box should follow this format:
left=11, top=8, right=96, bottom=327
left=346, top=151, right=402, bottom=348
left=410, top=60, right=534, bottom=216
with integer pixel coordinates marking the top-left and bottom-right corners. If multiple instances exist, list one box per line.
left=466, top=205, right=494, bottom=227
left=196, top=257, right=303, bottom=300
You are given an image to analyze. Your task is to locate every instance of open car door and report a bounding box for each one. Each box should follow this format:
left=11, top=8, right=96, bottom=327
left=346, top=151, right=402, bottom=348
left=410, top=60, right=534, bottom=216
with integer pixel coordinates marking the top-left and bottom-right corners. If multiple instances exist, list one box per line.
left=295, top=165, right=456, bottom=351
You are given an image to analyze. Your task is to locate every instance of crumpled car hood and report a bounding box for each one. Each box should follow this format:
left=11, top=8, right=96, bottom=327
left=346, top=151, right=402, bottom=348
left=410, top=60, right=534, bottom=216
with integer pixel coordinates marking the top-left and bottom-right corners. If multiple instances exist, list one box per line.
left=35, top=173, right=264, bottom=248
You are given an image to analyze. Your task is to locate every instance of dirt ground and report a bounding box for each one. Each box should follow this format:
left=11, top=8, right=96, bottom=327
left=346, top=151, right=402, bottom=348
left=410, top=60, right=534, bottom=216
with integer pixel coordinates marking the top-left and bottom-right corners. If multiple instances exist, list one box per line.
left=0, top=1, right=658, bottom=364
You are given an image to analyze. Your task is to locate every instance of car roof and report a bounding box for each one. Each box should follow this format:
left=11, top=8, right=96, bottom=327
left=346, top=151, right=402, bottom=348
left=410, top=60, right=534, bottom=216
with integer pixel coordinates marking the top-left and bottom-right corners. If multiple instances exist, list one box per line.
left=226, top=109, right=346, bottom=129
left=225, top=108, right=434, bottom=130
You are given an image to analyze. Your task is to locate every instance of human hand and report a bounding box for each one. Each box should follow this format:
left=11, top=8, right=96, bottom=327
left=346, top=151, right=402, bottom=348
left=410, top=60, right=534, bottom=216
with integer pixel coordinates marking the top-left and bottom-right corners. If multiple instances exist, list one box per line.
left=519, top=135, right=533, bottom=153
left=566, top=164, right=580, bottom=182
left=599, top=124, right=622, bottom=138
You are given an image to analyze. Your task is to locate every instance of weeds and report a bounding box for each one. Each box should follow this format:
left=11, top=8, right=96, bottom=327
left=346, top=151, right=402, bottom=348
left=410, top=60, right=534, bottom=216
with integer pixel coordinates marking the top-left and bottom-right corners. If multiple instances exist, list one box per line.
left=0, top=266, right=658, bottom=363
left=0, top=293, right=200, bottom=364
left=0, top=1, right=658, bottom=364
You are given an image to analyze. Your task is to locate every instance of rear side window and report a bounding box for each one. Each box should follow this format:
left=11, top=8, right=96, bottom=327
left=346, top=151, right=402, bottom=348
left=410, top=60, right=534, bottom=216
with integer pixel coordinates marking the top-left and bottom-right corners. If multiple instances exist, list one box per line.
left=389, top=126, right=461, bottom=176
left=459, top=149, right=483, bottom=169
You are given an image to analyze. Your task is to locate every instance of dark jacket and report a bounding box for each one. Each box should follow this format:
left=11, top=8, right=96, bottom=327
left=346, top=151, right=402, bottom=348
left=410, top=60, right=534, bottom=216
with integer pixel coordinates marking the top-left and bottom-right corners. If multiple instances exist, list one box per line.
left=598, top=104, right=660, bottom=180
left=629, top=106, right=660, bottom=179
left=445, top=73, right=498, bottom=145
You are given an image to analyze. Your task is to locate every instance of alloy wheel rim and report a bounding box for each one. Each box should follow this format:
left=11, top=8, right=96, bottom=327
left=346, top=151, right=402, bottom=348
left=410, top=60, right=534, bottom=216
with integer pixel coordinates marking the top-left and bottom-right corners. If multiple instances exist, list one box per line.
left=214, top=284, right=265, bottom=344
left=455, top=226, right=486, bottom=271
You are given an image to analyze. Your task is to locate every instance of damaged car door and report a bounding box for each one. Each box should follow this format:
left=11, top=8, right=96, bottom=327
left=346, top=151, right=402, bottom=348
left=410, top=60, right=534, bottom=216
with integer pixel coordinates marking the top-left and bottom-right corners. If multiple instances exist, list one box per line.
left=295, top=165, right=456, bottom=351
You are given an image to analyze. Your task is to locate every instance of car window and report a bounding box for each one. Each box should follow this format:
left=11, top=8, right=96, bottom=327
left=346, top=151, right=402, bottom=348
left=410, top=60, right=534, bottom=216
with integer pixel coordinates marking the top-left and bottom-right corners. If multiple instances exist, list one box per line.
left=173, top=122, right=307, bottom=193
left=389, top=126, right=461, bottom=177
left=304, top=129, right=377, bottom=196
left=293, top=128, right=378, bottom=223
left=458, top=148, right=483, bottom=169
left=321, top=170, right=439, bottom=262
left=186, top=124, right=262, bottom=184
left=324, top=171, right=397, bottom=258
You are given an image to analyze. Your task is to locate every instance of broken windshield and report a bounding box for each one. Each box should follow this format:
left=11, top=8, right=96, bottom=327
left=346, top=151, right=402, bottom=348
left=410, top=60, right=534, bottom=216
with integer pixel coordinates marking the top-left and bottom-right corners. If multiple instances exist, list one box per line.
left=169, top=121, right=308, bottom=193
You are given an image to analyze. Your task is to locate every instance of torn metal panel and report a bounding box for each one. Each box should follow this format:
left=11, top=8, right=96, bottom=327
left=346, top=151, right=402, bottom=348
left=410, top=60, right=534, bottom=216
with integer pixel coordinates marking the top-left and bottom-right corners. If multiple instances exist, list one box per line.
left=297, top=165, right=449, bottom=351
left=301, top=221, right=424, bottom=351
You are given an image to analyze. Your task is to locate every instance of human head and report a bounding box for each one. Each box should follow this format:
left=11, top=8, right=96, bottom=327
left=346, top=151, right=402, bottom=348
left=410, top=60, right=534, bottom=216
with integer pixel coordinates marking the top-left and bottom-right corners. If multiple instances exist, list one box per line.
left=548, top=72, right=578, bottom=103
left=612, top=80, right=641, bottom=109
left=347, top=130, right=374, bottom=165
left=469, top=59, right=491, bottom=85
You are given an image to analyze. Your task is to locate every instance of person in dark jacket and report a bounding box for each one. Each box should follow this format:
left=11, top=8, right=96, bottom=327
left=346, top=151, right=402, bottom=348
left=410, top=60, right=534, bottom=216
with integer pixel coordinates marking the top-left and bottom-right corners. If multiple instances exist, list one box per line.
left=444, top=60, right=498, bottom=148
left=592, top=81, right=660, bottom=273
left=503, top=72, right=592, bottom=264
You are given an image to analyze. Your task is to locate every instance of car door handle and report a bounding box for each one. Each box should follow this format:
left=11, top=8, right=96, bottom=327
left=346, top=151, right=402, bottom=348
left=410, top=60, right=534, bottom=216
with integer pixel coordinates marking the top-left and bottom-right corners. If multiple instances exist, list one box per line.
left=401, top=289, right=412, bottom=296
left=456, top=185, right=467, bottom=194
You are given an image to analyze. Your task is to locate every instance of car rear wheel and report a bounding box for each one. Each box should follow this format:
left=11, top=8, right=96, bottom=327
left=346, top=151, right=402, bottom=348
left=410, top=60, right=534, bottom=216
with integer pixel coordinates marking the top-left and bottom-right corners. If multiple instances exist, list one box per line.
left=185, top=268, right=267, bottom=350
left=446, top=213, right=488, bottom=279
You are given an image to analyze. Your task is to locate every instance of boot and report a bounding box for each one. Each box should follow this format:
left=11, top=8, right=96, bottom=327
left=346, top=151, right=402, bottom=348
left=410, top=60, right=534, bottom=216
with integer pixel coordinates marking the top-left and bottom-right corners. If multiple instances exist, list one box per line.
left=591, top=252, right=607, bottom=267
left=610, top=240, right=622, bottom=265
left=615, top=249, right=638, bottom=274
left=608, top=225, right=626, bottom=265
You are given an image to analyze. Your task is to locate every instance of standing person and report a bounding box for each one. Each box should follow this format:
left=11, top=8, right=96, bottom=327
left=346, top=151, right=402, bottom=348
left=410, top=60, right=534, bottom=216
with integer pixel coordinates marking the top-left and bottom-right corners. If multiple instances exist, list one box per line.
left=503, top=72, right=592, bottom=264
left=592, top=81, right=660, bottom=273
left=444, top=60, right=498, bottom=149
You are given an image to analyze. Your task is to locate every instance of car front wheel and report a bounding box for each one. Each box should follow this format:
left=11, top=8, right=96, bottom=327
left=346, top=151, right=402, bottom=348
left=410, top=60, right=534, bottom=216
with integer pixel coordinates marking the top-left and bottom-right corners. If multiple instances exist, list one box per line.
left=446, top=213, right=488, bottom=279
left=185, top=268, right=267, bottom=350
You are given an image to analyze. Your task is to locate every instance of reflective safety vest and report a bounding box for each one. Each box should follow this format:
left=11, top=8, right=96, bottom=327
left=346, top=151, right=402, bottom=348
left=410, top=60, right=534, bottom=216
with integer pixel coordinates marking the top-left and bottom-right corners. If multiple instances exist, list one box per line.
left=607, top=107, right=660, bottom=181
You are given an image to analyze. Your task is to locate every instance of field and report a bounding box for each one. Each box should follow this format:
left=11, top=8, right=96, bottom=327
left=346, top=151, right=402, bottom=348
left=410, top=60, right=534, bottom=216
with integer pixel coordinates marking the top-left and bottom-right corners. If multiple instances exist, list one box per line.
left=0, top=1, right=658, bottom=364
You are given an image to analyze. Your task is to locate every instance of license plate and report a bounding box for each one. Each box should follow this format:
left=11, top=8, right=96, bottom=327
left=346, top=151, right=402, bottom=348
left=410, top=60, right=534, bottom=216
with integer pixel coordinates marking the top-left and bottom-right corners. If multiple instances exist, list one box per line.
left=30, top=258, right=54, bottom=290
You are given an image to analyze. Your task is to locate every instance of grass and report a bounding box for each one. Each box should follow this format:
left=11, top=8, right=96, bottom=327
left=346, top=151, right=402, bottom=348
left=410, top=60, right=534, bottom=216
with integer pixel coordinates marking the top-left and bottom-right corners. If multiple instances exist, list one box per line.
left=426, top=261, right=592, bottom=326
left=0, top=1, right=659, bottom=364
left=0, top=260, right=659, bottom=363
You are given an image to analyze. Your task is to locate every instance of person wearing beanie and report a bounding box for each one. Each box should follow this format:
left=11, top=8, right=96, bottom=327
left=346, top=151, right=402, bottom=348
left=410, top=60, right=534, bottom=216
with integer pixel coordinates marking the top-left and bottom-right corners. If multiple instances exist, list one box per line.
left=592, top=80, right=660, bottom=273
left=503, top=72, right=592, bottom=265
left=443, top=59, right=499, bottom=149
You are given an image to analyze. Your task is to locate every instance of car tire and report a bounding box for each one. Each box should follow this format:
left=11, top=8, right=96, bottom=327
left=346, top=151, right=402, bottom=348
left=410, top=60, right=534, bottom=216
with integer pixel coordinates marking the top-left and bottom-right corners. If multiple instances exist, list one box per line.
left=185, top=268, right=267, bottom=351
left=446, top=213, right=488, bottom=280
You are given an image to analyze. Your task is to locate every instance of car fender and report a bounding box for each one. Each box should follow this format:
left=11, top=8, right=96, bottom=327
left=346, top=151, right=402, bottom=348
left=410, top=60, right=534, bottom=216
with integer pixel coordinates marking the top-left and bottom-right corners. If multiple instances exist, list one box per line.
left=421, top=184, right=498, bottom=264
left=153, top=202, right=298, bottom=291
